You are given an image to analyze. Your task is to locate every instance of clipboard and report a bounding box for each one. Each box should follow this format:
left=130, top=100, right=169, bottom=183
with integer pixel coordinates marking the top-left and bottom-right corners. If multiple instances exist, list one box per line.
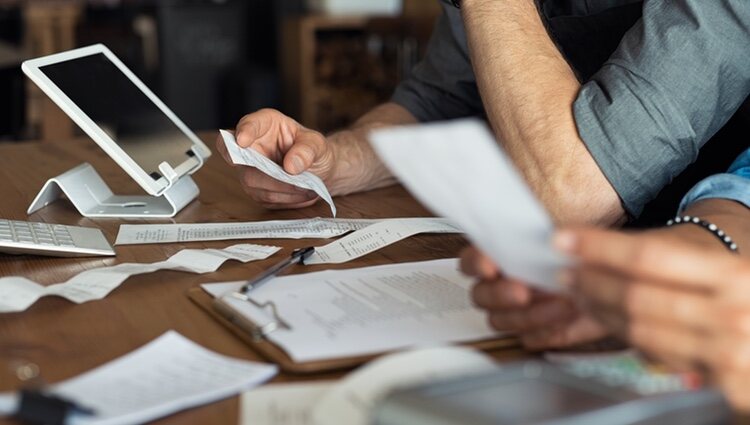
left=187, top=287, right=520, bottom=374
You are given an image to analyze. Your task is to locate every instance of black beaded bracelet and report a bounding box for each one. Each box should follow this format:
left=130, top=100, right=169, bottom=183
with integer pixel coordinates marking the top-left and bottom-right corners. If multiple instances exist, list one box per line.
left=666, top=215, right=739, bottom=253
left=451, top=0, right=461, bottom=8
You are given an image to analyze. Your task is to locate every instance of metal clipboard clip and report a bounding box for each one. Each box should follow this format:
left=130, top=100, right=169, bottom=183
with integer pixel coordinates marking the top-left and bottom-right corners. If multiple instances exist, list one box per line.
left=212, top=247, right=315, bottom=341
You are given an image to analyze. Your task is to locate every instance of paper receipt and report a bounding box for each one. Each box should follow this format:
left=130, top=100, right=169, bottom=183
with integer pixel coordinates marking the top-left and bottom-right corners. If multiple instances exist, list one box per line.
left=220, top=130, right=336, bottom=216
left=0, top=244, right=280, bottom=313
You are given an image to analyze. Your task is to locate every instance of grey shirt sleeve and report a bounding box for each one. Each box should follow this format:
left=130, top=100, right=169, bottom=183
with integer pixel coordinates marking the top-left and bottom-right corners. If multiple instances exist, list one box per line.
left=574, top=0, right=750, bottom=217
left=391, top=5, right=484, bottom=122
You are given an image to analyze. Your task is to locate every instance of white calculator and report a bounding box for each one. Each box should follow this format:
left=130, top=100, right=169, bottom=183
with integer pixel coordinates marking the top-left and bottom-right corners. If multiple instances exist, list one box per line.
left=0, top=219, right=115, bottom=257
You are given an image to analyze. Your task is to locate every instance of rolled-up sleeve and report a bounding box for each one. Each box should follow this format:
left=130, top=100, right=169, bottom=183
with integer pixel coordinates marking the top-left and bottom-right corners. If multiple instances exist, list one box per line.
left=679, top=148, right=750, bottom=213
left=391, top=6, right=484, bottom=122
left=574, top=0, right=750, bottom=217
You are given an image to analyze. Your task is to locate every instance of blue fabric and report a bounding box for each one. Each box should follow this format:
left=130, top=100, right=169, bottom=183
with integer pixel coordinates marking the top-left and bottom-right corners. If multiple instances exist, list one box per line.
left=679, top=148, right=750, bottom=213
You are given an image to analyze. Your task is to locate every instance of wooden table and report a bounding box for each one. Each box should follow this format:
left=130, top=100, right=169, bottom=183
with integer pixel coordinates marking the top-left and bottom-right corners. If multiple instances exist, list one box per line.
left=0, top=134, right=526, bottom=424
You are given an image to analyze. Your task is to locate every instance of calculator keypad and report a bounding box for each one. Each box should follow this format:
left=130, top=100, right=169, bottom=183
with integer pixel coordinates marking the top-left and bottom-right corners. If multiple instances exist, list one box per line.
left=558, top=354, right=702, bottom=396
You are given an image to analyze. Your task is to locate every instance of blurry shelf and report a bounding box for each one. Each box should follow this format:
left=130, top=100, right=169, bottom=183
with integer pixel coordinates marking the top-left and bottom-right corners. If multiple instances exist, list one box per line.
left=23, top=0, right=83, bottom=142
left=280, top=14, right=434, bottom=132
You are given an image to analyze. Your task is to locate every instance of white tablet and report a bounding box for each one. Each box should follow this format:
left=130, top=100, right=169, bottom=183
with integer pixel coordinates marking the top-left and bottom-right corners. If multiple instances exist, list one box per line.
left=22, top=44, right=212, bottom=196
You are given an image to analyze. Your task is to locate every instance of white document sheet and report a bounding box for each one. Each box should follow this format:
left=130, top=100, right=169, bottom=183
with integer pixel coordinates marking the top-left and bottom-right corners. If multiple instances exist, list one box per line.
left=0, top=244, right=280, bottom=313
left=370, top=119, right=567, bottom=291
left=305, top=218, right=462, bottom=264
left=220, top=130, right=336, bottom=216
left=202, top=258, right=502, bottom=363
left=47, top=331, right=277, bottom=425
left=240, top=346, right=498, bottom=425
left=240, top=382, right=333, bottom=425
left=115, top=218, right=381, bottom=245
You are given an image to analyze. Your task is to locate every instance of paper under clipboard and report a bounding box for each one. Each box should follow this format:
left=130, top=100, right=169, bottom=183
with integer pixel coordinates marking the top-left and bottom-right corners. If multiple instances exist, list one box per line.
left=187, top=259, right=519, bottom=374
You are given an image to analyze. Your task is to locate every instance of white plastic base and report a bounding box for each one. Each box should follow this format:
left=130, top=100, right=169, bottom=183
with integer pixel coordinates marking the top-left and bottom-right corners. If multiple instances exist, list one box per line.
left=27, top=163, right=199, bottom=218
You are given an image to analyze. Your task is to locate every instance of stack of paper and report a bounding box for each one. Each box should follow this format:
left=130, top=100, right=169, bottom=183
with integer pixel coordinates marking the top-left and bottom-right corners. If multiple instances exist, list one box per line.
left=203, top=258, right=501, bottom=363
left=0, top=331, right=277, bottom=425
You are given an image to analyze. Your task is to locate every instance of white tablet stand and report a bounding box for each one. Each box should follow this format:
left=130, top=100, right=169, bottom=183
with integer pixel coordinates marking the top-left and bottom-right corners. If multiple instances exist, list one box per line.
left=27, top=162, right=199, bottom=218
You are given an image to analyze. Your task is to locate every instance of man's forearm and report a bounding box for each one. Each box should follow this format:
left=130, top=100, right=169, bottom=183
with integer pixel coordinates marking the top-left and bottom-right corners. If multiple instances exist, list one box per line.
left=325, top=102, right=417, bottom=196
left=461, top=0, right=625, bottom=226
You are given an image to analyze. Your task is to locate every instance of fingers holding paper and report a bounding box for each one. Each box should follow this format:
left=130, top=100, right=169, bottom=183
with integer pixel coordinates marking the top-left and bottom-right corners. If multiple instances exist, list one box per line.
left=485, top=295, right=609, bottom=350
left=460, top=246, right=609, bottom=350
left=234, top=108, right=298, bottom=163
left=557, top=228, right=750, bottom=411
left=556, top=228, right=737, bottom=345
left=217, top=109, right=338, bottom=211
left=235, top=110, right=334, bottom=176
left=216, top=110, right=338, bottom=215
left=216, top=131, right=317, bottom=208
left=239, top=170, right=321, bottom=210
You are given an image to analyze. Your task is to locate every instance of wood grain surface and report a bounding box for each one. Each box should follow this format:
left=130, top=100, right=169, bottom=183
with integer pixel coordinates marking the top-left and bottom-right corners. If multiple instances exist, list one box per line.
left=0, top=133, right=527, bottom=425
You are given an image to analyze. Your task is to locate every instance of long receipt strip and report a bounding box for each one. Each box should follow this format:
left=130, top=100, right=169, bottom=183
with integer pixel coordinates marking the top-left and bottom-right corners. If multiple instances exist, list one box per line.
left=114, top=217, right=462, bottom=266
left=0, top=244, right=280, bottom=313
left=220, top=129, right=337, bottom=216
left=115, top=217, right=456, bottom=245
left=370, top=119, right=568, bottom=291
left=240, top=346, right=498, bottom=425
left=115, top=218, right=380, bottom=245
left=0, top=331, right=277, bottom=425
left=305, top=218, right=462, bottom=264
left=202, top=258, right=501, bottom=363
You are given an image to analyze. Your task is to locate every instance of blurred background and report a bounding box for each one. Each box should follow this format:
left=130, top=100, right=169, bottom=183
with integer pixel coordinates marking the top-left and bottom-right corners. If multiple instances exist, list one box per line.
left=0, top=0, right=441, bottom=143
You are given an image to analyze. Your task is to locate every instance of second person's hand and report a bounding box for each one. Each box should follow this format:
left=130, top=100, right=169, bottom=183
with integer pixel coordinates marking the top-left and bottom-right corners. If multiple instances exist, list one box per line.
left=556, top=228, right=750, bottom=411
left=459, top=245, right=609, bottom=350
left=216, top=108, right=337, bottom=209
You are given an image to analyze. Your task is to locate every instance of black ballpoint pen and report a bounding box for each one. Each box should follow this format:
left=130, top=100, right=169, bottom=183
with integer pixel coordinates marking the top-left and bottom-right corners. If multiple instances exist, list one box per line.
left=214, top=247, right=315, bottom=338
left=237, top=246, right=316, bottom=295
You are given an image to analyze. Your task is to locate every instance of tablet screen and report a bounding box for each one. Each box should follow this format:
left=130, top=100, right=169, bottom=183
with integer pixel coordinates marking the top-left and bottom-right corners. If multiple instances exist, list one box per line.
left=39, top=53, right=196, bottom=181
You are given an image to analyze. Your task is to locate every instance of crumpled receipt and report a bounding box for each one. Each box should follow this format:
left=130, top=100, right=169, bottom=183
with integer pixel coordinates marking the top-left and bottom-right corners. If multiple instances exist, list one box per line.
left=220, top=130, right=336, bottom=216
left=0, top=244, right=280, bottom=313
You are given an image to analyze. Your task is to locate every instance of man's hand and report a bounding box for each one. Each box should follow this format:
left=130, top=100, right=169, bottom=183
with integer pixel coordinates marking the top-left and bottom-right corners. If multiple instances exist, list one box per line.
left=216, top=108, right=336, bottom=209
left=218, top=103, right=417, bottom=209
left=557, top=228, right=750, bottom=411
left=459, top=246, right=608, bottom=350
